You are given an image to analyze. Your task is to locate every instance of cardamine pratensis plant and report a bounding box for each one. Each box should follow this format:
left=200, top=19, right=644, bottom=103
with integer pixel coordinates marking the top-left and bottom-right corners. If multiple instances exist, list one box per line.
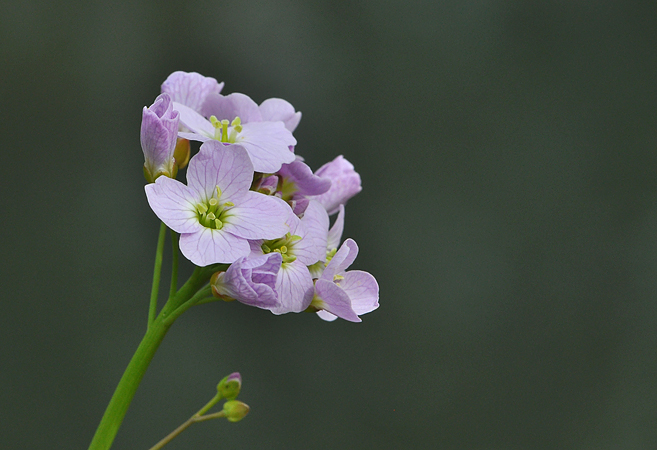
left=87, top=71, right=379, bottom=450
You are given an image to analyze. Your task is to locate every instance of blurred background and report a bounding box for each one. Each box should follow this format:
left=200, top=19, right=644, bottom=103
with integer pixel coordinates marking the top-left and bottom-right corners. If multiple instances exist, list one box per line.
left=2, top=0, right=657, bottom=448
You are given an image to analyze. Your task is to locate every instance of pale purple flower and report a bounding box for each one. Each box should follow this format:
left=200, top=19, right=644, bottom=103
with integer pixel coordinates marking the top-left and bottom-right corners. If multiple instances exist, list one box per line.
left=145, top=141, right=290, bottom=266
left=275, top=160, right=331, bottom=215
left=141, top=93, right=180, bottom=183
left=312, top=239, right=379, bottom=323
left=173, top=92, right=297, bottom=173
left=161, top=71, right=224, bottom=113
left=249, top=203, right=328, bottom=314
left=259, top=98, right=302, bottom=132
left=311, top=155, right=362, bottom=215
left=211, top=252, right=282, bottom=309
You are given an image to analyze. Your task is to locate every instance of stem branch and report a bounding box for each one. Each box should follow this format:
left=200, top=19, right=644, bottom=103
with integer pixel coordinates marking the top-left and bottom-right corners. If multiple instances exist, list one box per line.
left=148, top=222, right=167, bottom=327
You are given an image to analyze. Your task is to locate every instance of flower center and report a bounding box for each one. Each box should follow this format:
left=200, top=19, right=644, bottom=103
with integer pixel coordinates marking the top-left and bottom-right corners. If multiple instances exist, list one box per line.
left=196, top=186, right=235, bottom=230
left=210, top=116, right=243, bottom=143
left=261, top=233, right=302, bottom=264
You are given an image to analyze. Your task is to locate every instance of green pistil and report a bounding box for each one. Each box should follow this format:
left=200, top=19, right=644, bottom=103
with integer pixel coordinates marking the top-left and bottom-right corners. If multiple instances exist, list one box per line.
left=195, top=185, right=234, bottom=230
left=261, top=233, right=301, bottom=264
left=210, top=116, right=243, bottom=143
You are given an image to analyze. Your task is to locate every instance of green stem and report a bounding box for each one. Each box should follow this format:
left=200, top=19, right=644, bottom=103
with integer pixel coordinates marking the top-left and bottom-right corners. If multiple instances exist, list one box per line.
left=87, top=316, right=171, bottom=450
left=88, top=263, right=226, bottom=450
left=148, top=222, right=167, bottom=328
left=169, top=230, right=179, bottom=297
left=148, top=393, right=224, bottom=450
left=163, top=286, right=213, bottom=326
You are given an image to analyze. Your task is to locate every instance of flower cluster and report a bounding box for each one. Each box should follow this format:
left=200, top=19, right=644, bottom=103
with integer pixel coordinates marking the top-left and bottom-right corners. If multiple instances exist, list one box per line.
left=141, top=71, right=378, bottom=322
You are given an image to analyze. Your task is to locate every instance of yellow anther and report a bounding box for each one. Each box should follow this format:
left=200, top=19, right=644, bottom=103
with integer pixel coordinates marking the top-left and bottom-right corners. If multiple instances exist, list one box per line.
left=216, top=186, right=222, bottom=198
left=207, top=212, right=216, bottom=220
left=214, top=218, right=223, bottom=229
left=197, top=203, right=208, bottom=214
left=224, top=201, right=235, bottom=207
left=231, top=116, right=243, bottom=133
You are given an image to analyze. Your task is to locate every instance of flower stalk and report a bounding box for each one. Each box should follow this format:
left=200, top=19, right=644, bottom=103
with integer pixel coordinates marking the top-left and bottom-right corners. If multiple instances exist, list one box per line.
left=88, top=230, right=225, bottom=450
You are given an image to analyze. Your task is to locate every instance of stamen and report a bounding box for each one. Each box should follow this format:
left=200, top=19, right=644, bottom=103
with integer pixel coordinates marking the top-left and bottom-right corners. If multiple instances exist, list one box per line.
left=261, top=244, right=271, bottom=253
left=210, top=116, right=223, bottom=141
left=214, top=218, right=223, bottom=229
left=231, top=117, right=243, bottom=133
left=197, top=203, right=208, bottom=214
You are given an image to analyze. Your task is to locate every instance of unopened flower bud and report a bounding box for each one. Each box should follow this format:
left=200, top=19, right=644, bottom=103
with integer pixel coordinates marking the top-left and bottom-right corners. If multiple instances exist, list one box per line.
left=222, top=400, right=250, bottom=422
left=141, top=93, right=179, bottom=183
left=217, top=372, right=242, bottom=400
left=210, top=254, right=282, bottom=308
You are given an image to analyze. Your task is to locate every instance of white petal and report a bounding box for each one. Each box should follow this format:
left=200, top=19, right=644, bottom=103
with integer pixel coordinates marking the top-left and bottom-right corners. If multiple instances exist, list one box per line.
left=173, top=102, right=215, bottom=138
left=327, top=205, right=345, bottom=250
left=223, top=192, right=289, bottom=239
left=238, top=122, right=296, bottom=172
left=179, top=228, right=250, bottom=266
left=269, top=261, right=314, bottom=314
left=145, top=177, right=200, bottom=233
left=186, top=142, right=253, bottom=202
left=340, top=270, right=379, bottom=316
left=300, top=200, right=329, bottom=263
left=316, top=310, right=338, bottom=322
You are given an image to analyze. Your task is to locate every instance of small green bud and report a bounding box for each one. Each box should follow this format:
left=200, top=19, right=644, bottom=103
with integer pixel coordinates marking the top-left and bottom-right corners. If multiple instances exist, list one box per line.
left=217, top=372, right=242, bottom=400
left=222, top=400, right=249, bottom=423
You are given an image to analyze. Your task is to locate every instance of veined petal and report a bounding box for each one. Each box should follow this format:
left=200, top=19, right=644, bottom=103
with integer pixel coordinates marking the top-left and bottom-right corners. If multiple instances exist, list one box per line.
left=283, top=213, right=318, bottom=266
left=259, top=98, right=301, bottom=132
left=314, top=279, right=361, bottom=322
left=161, top=71, right=224, bottom=112
left=322, top=239, right=358, bottom=280
left=221, top=253, right=282, bottom=308
left=327, top=205, right=345, bottom=251
left=339, top=270, right=379, bottom=316
left=186, top=142, right=253, bottom=202
left=179, top=228, right=250, bottom=266
left=145, top=177, right=200, bottom=234
left=269, top=260, right=314, bottom=314
left=173, top=102, right=215, bottom=139
left=223, top=192, right=290, bottom=240
left=238, top=122, right=296, bottom=173
left=202, top=92, right=263, bottom=123
left=300, top=200, right=329, bottom=263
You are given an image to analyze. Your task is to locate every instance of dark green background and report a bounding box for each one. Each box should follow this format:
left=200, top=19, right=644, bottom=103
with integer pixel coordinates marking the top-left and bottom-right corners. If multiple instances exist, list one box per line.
left=2, top=1, right=656, bottom=448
